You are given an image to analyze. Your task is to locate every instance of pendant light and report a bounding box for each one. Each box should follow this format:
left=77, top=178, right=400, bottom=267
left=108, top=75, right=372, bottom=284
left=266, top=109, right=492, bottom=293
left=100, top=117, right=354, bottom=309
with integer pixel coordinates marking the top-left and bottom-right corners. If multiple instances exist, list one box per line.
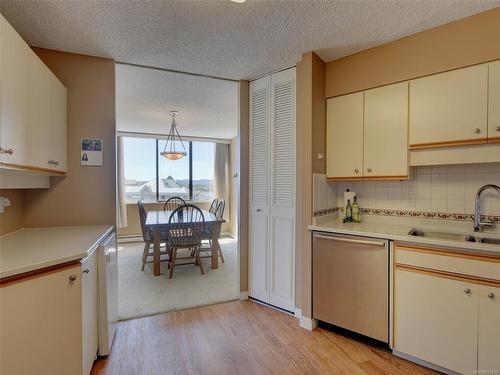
left=160, top=111, right=187, bottom=160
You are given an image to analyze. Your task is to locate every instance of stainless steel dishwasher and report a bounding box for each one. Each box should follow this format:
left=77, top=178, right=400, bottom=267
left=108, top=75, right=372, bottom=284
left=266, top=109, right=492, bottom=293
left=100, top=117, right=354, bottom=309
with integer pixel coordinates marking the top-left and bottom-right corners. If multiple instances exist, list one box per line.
left=312, top=232, right=389, bottom=343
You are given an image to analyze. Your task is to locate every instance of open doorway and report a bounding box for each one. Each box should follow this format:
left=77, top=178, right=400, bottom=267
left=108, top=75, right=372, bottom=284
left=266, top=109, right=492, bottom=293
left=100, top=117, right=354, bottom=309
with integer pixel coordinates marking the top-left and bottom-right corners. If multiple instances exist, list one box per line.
left=114, top=63, right=240, bottom=320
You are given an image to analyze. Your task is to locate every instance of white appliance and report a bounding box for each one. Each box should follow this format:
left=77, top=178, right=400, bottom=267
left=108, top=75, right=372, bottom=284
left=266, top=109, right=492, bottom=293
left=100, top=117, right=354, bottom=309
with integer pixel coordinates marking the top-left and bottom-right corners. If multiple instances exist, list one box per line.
left=97, top=231, right=118, bottom=356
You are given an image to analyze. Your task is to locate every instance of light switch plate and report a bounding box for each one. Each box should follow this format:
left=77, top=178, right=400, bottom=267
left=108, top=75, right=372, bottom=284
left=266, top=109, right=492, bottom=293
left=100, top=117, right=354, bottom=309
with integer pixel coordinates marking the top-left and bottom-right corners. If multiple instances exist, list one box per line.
left=0, top=197, right=11, bottom=213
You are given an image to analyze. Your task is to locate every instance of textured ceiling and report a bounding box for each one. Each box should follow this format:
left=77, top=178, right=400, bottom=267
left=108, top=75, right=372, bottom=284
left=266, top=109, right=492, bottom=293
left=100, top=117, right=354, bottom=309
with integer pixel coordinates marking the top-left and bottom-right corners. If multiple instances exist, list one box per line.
left=116, top=65, right=238, bottom=139
left=1, top=1, right=499, bottom=80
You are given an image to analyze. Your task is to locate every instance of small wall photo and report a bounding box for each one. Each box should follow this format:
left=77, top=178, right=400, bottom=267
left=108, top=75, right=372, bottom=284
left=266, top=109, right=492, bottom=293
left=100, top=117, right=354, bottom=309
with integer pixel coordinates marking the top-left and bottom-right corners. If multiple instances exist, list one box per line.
left=81, top=138, right=103, bottom=166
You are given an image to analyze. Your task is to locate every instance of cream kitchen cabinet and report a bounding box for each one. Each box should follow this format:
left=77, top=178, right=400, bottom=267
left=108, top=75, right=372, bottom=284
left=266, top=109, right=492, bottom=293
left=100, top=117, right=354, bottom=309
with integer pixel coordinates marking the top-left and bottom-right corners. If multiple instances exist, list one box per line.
left=489, top=60, right=500, bottom=143
left=0, top=13, right=30, bottom=166
left=326, top=92, right=364, bottom=179
left=478, top=284, right=500, bottom=373
left=409, top=64, right=488, bottom=149
left=394, top=268, right=478, bottom=374
left=0, top=250, right=99, bottom=375
left=394, top=244, right=500, bottom=374
left=0, top=14, right=66, bottom=176
left=326, top=82, right=408, bottom=180
left=364, top=82, right=408, bottom=178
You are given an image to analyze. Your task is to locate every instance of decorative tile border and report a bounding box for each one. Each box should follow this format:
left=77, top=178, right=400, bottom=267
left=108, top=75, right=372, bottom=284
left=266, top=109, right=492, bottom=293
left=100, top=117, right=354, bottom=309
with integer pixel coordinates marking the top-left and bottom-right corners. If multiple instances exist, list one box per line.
left=313, top=206, right=500, bottom=223
left=313, top=207, right=340, bottom=217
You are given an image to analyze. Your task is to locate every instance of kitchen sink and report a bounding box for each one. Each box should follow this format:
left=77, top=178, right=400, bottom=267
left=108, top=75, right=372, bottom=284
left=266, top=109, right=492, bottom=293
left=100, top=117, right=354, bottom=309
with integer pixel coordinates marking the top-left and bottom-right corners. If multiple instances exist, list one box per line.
left=408, top=228, right=477, bottom=242
left=408, top=228, right=500, bottom=246
left=479, top=237, right=500, bottom=245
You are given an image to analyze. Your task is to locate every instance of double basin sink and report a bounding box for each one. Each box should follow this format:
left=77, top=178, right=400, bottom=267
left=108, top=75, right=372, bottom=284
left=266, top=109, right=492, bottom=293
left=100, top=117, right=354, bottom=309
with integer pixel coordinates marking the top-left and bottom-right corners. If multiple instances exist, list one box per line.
left=408, top=228, right=500, bottom=245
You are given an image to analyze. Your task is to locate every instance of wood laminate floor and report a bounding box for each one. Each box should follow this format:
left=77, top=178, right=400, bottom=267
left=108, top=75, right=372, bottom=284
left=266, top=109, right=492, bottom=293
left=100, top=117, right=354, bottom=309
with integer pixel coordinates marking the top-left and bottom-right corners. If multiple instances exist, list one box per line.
left=91, top=300, right=437, bottom=375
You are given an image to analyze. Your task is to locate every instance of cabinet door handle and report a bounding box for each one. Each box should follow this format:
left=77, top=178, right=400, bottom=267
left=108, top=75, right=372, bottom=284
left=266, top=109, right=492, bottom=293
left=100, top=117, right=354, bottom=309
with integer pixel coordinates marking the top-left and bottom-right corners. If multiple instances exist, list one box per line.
left=83, top=268, right=90, bottom=274
left=474, top=128, right=481, bottom=134
left=496, top=126, right=500, bottom=132
left=367, top=168, right=372, bottom=173
left=54, top=160, right=59, bottom=166
left=464, top=288, right=471, bottom=295
left=69, top=274, right=77, bottom=282
left=354, top=169, right=359, bottom=174
left=313, top=234, right=386, bottom=247
left=488, top=292, right=495, bottom=300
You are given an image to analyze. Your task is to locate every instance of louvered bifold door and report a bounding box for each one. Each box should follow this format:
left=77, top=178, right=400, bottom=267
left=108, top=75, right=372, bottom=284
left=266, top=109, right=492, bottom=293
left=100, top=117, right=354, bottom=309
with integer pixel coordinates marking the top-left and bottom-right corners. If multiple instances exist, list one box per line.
left=249, top=75, right=271, bottom=303
left=269, top=67, right=296, bottom=312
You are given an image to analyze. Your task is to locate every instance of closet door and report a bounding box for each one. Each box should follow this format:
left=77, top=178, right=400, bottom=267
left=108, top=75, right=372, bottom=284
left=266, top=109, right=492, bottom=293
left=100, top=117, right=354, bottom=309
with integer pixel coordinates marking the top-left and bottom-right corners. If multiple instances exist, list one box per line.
left=249, top=75, right=271, bottom=303
left=269, top=68, right=295, bottom=312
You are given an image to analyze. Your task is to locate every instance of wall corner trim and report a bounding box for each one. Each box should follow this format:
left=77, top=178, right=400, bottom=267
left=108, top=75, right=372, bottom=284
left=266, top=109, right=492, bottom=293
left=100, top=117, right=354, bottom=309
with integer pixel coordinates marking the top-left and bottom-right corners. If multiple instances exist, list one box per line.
left=294, top=308, right=302, bottom=320
left=239, top=291, right=249, bottom=300
left=299, top=316, right=318, bottom=331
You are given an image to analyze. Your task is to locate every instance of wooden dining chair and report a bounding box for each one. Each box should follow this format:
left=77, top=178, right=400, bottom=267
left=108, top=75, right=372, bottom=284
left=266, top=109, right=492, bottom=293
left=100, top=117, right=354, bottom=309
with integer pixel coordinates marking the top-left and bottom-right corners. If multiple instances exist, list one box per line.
left=208, top=198, right=219, bottom=214
left=166, top=204, right=205, bottom=279
left=137, top=200, right=169, bottom=271
left=201, top=199, right=225, bottom=263
left=163, top=196, right=186, bottom=211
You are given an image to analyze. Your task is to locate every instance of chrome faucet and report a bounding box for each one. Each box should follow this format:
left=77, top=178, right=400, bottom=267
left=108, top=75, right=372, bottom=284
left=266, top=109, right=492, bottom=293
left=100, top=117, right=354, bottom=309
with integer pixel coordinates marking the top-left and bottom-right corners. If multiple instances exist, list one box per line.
left=474, top=184, right=500, bottom=232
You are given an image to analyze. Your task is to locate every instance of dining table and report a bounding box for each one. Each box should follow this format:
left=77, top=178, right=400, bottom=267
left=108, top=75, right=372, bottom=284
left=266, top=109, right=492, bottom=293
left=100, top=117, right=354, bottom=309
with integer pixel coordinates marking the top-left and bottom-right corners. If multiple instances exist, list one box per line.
left=145, top=209, right=225, bottom=276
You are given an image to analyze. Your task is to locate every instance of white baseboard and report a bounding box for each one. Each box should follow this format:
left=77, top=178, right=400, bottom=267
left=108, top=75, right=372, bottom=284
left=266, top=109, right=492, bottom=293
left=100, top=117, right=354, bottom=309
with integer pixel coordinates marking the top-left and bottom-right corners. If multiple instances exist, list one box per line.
left=299, top=316, right=318, bottom=331
left=294, top=308, right=302, bottom=320
left=240, top=291, right=249, bottom=300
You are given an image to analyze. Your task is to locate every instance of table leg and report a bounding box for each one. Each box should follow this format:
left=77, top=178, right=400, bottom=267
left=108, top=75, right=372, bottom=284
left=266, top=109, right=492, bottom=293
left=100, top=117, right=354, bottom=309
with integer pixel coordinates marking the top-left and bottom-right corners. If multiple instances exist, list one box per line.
left=211, top=223, right=221, bottom=269
left=153, top=228, right=161, bottom=276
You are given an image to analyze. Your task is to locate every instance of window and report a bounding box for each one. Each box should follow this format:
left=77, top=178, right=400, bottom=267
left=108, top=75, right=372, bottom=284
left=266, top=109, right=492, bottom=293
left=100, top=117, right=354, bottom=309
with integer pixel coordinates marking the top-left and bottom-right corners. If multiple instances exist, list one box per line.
left=157, top=140, right=190, bottom=201
left=122, top=136, right=217, bottom=203
left=123, top=137, right=156, bottom=203
left=192, top=142, right=215, bottom=201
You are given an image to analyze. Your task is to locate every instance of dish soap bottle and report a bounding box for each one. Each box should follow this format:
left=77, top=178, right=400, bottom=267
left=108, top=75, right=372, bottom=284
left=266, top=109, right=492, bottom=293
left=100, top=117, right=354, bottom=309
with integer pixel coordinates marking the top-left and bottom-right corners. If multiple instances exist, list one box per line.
left=352, top=196, right=360, bottom=223
left=343, top=199, right=353, bottom=223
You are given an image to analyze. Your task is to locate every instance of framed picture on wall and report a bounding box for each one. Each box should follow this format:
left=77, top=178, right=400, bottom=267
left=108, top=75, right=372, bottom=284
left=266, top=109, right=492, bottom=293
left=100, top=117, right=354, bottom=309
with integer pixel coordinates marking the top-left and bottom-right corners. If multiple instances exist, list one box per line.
left=81, top=138, right=103, bottom=166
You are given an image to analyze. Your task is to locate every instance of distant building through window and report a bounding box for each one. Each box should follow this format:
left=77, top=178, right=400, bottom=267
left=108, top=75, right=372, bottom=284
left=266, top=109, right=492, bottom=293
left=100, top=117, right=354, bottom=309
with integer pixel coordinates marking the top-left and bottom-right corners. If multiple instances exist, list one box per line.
left=123, top=137, right=215, bottom=203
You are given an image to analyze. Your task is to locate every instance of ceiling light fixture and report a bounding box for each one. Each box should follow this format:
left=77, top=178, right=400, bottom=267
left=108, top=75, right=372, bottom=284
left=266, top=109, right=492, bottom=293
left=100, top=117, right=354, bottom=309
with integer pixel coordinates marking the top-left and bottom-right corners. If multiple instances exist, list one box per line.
left=230, top=0, right=246, bottom=3
left=160, top=111, right=187, bottom=160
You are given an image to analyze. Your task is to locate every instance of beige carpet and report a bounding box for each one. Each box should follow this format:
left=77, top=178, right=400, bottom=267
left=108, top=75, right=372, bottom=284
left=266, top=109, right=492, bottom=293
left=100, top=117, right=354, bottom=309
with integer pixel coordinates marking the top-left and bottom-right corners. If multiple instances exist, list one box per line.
left=117, top=238, right=239, bottom=320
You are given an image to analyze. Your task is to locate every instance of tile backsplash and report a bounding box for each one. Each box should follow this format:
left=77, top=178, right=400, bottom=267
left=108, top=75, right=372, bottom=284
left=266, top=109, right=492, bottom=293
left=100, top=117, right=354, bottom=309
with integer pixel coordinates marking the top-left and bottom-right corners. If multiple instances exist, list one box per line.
left=313, top=163, right=500, bottom=216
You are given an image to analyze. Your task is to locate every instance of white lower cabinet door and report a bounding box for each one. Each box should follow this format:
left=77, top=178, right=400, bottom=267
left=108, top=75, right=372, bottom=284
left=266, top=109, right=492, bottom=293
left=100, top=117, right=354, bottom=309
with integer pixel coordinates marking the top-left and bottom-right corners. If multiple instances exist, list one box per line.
left=81, top=251, right=99, bottom=375
left=0, top=266, right=82, bottom=375
left=478, top=284, right=500, bottom=373
left=394, top=269, right=478, bottom=374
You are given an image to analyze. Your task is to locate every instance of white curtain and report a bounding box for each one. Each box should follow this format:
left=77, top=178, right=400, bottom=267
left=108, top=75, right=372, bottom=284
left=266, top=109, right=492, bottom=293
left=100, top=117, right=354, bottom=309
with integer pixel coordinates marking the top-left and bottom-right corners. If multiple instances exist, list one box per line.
left=116, top=136, right=128, bottom=228
left=214, top=143, right=230, bottom=220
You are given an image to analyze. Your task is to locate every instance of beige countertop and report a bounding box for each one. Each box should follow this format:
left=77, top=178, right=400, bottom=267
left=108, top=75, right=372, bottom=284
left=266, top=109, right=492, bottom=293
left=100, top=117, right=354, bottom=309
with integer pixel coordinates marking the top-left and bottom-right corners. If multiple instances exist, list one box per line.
left=309, top=215, right=500, bottom=256
left=0, top=225, right=114, bottom=279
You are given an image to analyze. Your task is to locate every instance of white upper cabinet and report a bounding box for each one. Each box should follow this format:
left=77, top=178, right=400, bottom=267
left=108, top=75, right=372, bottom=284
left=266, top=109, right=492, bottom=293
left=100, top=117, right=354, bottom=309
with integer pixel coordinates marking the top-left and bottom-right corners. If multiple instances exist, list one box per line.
left=364, top=82, right=408, bottom=178
left=326, top=92, right=364, bottom=179
left=0, top=14, right=67, bottom=175
left=409, top=64, right=488, bottom=148
left=489, top=60, right=500, bottom=142
left=0, top=15, right=30, bottom=166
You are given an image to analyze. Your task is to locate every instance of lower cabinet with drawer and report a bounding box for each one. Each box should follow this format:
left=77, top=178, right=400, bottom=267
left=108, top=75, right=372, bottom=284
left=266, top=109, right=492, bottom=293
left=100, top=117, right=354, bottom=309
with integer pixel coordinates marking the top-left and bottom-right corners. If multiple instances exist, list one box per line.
left=393, top=244, right=500, bottom=375
left=0, top=250, right=98, bottom=375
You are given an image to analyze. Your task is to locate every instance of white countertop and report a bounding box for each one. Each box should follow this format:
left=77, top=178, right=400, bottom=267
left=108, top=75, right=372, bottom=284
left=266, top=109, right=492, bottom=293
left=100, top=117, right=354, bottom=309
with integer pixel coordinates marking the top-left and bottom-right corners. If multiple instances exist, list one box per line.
left=0, top=225, right=114, bottom=279
left=309, top=215, right=500, bottom=256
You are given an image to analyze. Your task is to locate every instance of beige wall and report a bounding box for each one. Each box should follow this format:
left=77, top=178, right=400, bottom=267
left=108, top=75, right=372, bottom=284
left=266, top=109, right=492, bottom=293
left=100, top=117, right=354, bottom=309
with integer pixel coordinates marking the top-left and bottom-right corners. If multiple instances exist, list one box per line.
left=325, top=7, right=500, bottom=98
left=22, top=49, right=116, bottom=228
left=238, top=80, right=249, bottom=294
left=296, top=52, right=325, bottom=317
left=0, top=189, right=24, bottom=235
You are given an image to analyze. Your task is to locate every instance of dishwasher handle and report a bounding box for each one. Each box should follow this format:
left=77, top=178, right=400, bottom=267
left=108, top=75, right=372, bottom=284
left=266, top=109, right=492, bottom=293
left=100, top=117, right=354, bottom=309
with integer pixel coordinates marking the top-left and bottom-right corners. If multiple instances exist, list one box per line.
left=313, top=233, right=386, bottom=247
